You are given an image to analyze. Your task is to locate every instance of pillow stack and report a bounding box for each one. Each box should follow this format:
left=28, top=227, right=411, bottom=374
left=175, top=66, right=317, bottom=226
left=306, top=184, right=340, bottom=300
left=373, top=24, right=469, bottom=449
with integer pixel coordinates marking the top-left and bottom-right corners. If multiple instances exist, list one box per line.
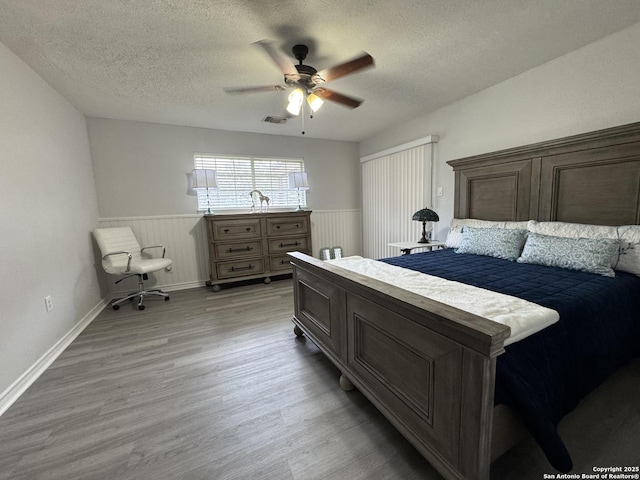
left=446, top=218, right=640, bottom=277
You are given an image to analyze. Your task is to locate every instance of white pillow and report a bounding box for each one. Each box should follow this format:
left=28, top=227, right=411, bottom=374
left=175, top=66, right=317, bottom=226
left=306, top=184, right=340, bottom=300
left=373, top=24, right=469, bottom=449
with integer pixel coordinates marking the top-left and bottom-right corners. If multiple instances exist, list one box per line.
left=445, top=218, right=528, bottom=248
left=616, top=225, right=640, bottom=276
left=502, top=220, right=530, bottom=230
left=526, top=220, right=618, bottom=240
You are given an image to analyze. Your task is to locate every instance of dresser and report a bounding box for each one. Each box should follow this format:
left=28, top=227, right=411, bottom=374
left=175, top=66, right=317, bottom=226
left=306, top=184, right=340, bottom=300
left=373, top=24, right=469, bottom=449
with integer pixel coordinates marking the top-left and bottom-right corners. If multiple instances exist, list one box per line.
left=204, top=211, right=312, bottom=291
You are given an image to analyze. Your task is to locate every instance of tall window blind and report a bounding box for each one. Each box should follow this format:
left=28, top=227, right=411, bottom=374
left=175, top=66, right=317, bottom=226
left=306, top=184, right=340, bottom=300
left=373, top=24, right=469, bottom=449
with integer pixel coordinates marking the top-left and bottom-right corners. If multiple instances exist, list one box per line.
left=194, top=154, right=306, bottom=210
left=362, top=146, right=428, bottom=259
left=361, top=135, right=439, bottom=259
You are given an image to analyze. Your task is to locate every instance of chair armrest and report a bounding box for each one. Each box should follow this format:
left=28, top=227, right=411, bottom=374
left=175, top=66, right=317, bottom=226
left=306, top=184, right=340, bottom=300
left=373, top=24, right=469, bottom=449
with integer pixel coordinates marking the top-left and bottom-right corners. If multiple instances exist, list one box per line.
left=102, top=251, right=132, bottom=272
left=141, top=245, right=166, bottom=258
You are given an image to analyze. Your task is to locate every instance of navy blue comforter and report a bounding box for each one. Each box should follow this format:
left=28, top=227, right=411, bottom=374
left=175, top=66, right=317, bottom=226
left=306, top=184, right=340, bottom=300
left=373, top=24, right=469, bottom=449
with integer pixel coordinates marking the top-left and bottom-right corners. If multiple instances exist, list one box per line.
left=381, top=249, right=640, bottom=472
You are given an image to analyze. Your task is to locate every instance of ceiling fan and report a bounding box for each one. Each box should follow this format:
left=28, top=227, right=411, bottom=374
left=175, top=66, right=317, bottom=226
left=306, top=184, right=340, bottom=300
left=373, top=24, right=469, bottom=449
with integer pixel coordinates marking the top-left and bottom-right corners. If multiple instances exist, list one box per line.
left=224, top=40, right=375, bottom=117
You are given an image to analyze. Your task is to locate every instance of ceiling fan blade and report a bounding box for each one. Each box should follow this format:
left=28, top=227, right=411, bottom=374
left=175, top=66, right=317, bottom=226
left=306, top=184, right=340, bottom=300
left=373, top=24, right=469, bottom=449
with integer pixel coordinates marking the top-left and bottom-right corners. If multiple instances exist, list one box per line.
left=317, top=53, right=374, bottom=83
left=313, top=88, right=363, bottom=109
left=253, top=40, right=298, bottom=76
left=224, top=85, right=287, bottom=94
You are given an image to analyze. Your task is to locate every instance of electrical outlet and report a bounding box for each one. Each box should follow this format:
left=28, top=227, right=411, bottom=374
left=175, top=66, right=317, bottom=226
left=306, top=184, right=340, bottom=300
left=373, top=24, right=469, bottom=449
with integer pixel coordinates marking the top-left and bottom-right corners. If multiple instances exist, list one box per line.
left=437, top=186, right=444, bottom=197
left=44, top=295, right=53, bottom=313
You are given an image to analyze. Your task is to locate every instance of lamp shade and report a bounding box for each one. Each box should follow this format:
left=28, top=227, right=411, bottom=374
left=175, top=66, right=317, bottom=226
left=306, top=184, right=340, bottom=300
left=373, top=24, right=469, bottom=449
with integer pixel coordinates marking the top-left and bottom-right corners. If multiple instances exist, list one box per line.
left=288, top=172, right=309, bottom=190
left=307, top=93, right=324, bottom=112
left=192, top=169, right=218, bottom=189
left=412, top=207, right=439, bottom=222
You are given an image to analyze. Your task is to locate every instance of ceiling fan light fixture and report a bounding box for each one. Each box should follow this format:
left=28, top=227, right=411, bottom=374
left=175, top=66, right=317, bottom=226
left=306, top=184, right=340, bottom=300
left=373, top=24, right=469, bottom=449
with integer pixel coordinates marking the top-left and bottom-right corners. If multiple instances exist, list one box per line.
left=225, top=41, right=375, bottom=131
left=286, top=88, right=304, bottom=116
left=307, top=92, right=324, bottom=112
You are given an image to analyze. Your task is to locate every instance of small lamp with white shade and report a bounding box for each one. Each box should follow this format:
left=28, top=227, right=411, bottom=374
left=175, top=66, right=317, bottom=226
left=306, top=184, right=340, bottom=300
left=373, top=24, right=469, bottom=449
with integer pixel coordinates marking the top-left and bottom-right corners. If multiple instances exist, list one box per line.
left=288, top=172, right=309, bottom=211
left=192, top=169, right=219, bottom=214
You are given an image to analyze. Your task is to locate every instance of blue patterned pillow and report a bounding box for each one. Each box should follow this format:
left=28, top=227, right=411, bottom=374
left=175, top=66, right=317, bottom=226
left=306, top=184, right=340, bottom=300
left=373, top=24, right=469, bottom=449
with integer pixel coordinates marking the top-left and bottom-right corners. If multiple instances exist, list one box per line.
left=517, top=233, right=619, bottom=277
left=455, top=226, right=527, bottom=261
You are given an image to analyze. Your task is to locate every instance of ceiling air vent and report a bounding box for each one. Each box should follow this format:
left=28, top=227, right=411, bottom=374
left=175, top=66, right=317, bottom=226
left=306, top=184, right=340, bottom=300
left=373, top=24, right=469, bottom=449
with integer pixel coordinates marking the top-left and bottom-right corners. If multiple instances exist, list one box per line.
left=263, top=116, right=287, bottom=125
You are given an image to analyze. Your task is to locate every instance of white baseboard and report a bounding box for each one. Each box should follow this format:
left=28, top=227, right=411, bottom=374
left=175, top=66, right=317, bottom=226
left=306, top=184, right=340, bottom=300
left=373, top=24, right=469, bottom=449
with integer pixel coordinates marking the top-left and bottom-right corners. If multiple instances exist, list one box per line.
left=0, top=298, right=108, bottom=417
left=0, top=281, right=208, bottom=417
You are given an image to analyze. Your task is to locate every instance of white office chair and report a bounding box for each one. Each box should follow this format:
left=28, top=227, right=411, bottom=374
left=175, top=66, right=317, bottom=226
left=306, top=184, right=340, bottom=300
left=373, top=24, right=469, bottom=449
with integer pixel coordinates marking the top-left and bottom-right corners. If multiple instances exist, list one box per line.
left=94, top=227, right=173, bottom=310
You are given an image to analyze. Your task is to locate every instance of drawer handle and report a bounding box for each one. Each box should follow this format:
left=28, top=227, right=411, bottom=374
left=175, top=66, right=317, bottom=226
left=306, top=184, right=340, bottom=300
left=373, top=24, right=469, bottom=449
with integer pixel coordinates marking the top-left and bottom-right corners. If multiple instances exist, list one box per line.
left=246, top=227, right=251, bottom=231
left=224, top=229, right=229, bottom=233
left=228, top=246, right=253, bottom=253
left=280, top=241, right=300, bottom=248
left=275, top=224, right=300, bottom=230
left=280, top=259, right=290, bottom=265
left=230, top=264, right=254, bottom=272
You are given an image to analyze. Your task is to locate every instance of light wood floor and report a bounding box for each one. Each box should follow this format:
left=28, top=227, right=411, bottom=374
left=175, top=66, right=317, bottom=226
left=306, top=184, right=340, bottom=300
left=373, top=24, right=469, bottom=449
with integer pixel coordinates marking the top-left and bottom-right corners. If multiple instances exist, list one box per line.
left=1, top=279, right=638, bottom=480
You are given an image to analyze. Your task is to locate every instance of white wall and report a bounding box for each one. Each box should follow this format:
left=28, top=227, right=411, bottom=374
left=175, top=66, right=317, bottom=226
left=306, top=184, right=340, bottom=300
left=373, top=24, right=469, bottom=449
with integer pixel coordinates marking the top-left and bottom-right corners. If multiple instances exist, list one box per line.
left=87, top=118, right=362, bottom=217
left=0, top=42, right=102, bottom=405
left=87, top=119, right=364, bottom=292
left=360, top=22, right=640, bottom=241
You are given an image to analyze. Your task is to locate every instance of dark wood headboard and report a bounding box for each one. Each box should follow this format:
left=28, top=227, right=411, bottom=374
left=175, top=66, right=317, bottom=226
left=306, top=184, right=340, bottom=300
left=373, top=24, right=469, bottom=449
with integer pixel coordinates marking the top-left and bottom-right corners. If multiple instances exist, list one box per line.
left=447, top=122, right=640, bottom=226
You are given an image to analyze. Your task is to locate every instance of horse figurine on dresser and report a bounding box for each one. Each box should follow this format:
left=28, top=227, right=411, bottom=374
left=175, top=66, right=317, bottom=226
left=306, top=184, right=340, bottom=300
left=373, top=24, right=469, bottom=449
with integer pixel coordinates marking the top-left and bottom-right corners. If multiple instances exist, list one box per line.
left=249, top=190, right=270, bottom=213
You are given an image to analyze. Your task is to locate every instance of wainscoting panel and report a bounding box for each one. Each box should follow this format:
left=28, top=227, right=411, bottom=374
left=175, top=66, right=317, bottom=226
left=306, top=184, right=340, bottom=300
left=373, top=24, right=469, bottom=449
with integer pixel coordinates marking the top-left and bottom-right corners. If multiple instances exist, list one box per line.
left=309, top=209, right=363, bottom=258
left=98, top=210, right=362, bottom=294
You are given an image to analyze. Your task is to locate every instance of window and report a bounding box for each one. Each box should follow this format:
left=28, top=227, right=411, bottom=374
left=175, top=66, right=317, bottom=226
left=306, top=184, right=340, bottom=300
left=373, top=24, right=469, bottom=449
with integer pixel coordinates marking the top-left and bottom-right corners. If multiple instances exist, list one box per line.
left=194, top=154, right=306, bottom=211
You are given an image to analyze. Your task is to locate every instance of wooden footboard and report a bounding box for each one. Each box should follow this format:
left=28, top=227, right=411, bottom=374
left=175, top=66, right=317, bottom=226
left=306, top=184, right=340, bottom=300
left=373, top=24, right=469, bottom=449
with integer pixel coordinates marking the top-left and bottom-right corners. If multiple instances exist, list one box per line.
left=289, top=252, right=511, bottom=480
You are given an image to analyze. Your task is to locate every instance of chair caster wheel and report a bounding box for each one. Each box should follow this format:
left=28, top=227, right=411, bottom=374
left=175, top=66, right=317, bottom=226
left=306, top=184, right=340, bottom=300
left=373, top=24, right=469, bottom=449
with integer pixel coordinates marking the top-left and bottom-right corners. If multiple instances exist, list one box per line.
left=138, top=305, right=145, bottom=310
left=112, top=304, right=120, bottom=311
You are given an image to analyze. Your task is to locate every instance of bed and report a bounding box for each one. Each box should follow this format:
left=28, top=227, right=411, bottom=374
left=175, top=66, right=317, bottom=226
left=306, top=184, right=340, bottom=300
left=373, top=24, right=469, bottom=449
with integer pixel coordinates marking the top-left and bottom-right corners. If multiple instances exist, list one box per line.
left=288, top=121, right=640, bottom=480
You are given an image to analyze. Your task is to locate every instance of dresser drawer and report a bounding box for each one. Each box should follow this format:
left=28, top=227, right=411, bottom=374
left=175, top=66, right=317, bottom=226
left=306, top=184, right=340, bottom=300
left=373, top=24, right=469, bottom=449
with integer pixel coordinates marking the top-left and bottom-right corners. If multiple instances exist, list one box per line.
left=266, top=216, right=309, bottom=236
left=269, top=251, right=310, bottom=272
left=211, top=218, right=261, bottom=241
left=213, top=241, right=263, bottom=260
left=268, top=236, right=309, bottom=254
left=216, top=258, right=265, bottom=279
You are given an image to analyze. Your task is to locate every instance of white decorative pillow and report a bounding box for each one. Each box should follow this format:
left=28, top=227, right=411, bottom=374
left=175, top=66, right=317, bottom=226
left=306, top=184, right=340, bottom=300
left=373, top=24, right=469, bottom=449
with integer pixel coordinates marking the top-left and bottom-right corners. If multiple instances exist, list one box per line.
left=503, top=220, right=531, bottom=230
left=517, top=233, right=619, bottom=277
left=526, top=220, right=619, bottom=239
left=455, top=226, right=528, bottom=261
left=445, top=218, right=528, bottom=248
left=616, top=225, right=640, bottom=276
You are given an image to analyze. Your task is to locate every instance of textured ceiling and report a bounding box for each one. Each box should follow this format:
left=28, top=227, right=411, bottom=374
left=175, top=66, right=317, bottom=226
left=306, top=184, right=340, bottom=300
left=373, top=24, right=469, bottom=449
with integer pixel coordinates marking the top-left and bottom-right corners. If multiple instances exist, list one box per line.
left=1, top=1, right=639, bottom=142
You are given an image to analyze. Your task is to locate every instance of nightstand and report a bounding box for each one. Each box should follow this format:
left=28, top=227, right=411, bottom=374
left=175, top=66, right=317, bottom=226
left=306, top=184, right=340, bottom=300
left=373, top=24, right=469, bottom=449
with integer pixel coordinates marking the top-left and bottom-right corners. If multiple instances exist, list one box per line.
left=388, top=241, right=447, bottom=255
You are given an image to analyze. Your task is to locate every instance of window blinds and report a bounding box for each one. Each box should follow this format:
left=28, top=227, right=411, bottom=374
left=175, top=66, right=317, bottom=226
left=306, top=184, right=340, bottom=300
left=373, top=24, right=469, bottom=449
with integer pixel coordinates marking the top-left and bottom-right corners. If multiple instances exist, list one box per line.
left=194, top=154, right=305, bottom=210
